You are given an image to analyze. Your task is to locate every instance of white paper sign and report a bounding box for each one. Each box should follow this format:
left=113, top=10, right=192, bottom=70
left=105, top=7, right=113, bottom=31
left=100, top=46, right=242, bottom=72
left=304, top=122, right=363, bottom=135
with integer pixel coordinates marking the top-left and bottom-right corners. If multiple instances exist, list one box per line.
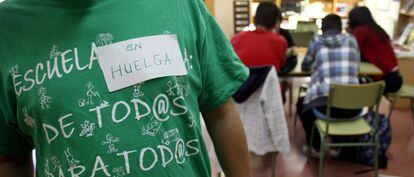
left=95, top=34, right=188, bottom=92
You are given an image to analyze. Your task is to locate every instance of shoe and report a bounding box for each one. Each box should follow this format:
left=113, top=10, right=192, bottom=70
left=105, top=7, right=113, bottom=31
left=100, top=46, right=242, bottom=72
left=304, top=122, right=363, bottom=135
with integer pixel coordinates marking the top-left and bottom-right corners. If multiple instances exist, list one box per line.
left=302, top=145, right=320, bottom=159
left=328, top=148, right=341, bottom=157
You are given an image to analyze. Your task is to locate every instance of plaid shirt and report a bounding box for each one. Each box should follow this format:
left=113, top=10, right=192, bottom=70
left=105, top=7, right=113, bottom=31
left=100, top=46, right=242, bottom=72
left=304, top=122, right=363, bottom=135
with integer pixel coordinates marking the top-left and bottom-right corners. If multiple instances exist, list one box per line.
left=302, top=31, right=360, bottom=106
left=235, top=67, right=290, bottom=154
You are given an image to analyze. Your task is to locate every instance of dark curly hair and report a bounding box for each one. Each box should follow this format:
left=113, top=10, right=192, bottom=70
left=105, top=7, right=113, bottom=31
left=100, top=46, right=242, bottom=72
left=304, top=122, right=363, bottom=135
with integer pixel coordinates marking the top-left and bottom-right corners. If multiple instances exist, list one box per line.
left=253, top=2, right=282, bottom=29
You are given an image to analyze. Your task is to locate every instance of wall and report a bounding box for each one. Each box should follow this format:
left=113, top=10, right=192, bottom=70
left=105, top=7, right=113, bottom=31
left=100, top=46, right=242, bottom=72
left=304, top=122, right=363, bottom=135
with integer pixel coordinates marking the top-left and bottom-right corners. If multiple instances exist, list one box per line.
left=212, top=0, right=280, bottom=38
left=395, top=57, right=414, bottom=109
left=205, top=0, right=215, bottom=16
left=214, top=1, right=235, bottom=38
left=364, top=0, right=401, bottom=37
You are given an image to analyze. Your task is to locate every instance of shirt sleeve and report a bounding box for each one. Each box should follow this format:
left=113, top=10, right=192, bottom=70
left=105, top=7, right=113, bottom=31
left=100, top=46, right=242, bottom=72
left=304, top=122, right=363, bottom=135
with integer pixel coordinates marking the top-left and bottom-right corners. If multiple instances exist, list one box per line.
left=0, top=73, right=33, bottom=156
left=279, top=29, right=295, bottom=47
left=196, top=1, right=249, bottom=113
left=352, top=27, right=368, bottom=50
left=302, top=36, right=318, bottom=71
left=278, top=37, right=288, bottom=69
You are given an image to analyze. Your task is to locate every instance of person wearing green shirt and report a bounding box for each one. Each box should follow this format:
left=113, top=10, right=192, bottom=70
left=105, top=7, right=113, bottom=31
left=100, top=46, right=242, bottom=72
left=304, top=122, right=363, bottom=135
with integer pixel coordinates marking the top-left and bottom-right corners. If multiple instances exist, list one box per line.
left=0, top=0, right=251, bottom=176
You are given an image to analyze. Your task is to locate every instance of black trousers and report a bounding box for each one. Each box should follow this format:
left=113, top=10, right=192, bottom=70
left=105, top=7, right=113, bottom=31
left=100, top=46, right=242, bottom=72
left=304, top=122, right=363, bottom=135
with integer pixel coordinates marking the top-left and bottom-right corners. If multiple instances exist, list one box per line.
left=297, top=97, right=361, bottom=150
left=382, top=71, right=403, bottom=94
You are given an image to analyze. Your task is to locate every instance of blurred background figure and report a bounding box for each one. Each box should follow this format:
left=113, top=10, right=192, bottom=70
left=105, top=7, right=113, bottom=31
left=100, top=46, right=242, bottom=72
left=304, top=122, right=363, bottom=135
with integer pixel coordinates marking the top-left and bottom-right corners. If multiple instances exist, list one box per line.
left=348, top=6, right=403, bottom=94
left=231, top=2, right=291, bottom=177
left=231, top=2, right=288, bottom=72
left=298, top=14, right=361, bottom=155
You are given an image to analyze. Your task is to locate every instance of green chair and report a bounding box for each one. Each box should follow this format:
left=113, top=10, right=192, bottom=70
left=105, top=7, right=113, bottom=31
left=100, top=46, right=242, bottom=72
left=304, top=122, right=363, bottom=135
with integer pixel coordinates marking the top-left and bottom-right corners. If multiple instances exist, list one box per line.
left=309, top=82, right=384, bottom=177
left=386, top=85, right=414, bottom=121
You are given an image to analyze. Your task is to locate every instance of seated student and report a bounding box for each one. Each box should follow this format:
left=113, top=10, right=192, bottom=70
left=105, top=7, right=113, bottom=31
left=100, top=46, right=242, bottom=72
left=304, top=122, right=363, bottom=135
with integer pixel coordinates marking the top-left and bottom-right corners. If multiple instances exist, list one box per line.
left=298, top=14, right=361, bottom=155
left=348, top=6, right=402, bottom=93
left=278, top=30, right=298, bottom=76
left=231, top=2, right=291, bottom=103
left=278, top=28, right=298, bottom=102
left=231, top=2, right=287, bottom=71
left=278, top=13, right=298, bottom=102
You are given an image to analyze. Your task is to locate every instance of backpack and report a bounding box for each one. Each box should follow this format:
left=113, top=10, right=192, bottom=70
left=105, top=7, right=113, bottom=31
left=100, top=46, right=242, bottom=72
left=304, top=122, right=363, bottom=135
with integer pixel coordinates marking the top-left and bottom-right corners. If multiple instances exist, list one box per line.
left=359, top=112, right=392, bottom=168
left=339, top=111, right=392, bottom=169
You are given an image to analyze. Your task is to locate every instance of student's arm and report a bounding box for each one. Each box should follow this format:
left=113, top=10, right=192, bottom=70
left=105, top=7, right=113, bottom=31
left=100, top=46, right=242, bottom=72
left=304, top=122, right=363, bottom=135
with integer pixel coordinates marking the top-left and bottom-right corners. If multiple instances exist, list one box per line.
left=278, top=29, right=298, bottom=75
left=203, top=99, right=251, bottom=177
left=0, top=154, right=33, bottom=177
left=195, top=1, right=250, bottom=176
left=279, top=37, right=288, bottom=69
left=302, top=38, right=317, bottom=71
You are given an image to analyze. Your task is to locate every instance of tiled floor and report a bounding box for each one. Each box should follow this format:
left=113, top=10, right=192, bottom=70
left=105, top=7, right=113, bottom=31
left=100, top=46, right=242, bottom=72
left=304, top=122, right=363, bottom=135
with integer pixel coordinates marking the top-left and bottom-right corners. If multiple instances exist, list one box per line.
left=274, top=82, right=414, bottom=177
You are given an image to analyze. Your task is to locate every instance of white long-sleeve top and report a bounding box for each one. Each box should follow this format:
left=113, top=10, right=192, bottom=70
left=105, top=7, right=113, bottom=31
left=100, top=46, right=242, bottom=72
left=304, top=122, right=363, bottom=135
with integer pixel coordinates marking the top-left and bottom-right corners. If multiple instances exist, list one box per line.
left=235, top=67, right=290, bottom=155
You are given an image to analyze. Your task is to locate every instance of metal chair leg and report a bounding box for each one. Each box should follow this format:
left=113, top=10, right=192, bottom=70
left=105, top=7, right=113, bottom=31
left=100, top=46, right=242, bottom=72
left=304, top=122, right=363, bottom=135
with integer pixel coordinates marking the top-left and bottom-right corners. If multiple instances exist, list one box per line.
left=271, top=152, right=277, bottom=177
left=387, top=95, right=397, bottom=119
left=319, top=135, right=325, bottom=177
left=289, top=81, right=293, bottom=117
left=374, top=132, right=379, bottom=177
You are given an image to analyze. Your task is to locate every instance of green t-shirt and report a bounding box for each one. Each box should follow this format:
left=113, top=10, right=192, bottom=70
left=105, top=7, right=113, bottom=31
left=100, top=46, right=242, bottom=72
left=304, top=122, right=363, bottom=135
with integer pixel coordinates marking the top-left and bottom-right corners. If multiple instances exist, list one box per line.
left=0, top=0, right=248, bottom=176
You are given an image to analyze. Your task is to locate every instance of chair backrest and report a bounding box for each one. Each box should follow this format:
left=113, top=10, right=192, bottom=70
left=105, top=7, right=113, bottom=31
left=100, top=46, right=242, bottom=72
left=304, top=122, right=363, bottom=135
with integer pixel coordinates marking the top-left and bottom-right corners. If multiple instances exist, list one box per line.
left=328, top=82, right=385, bottom=110
left=290, top=31, right=315, bottom=47
left=296, top=21, right=319, bottom=32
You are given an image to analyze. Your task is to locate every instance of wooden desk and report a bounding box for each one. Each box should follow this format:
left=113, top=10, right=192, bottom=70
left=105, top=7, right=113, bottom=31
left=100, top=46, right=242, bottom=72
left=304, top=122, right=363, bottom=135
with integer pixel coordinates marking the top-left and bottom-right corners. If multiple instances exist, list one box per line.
left=286, top=49, right=383, bottom=77
left=283, top=48, right=383, bottom=116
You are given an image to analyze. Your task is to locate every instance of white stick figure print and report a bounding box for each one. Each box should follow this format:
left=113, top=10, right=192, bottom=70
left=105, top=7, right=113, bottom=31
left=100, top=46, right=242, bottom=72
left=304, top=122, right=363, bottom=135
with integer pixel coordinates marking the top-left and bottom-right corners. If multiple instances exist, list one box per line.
left=133, top=82, right=145, bottom=98
left=183, top=48, right=194, bottom=70
left=38, top=86, right=52, bottom=110
left=9, top=65, right=19, bottom=77
left=142, top=116, right=163, bottom=137
left=64, top=148, right=80, bottom=170
left=49, top=45, right=61, bottom=59
left=167, top=80, right=181, bottom=96
left=44, top=159, right=54, bottom=177
left=77, top=99, right=86, bottom=108
left=186, top=112, right=196, bottom=128
left=96, top=33, right=114, bottom=46
left=112, top=166, right=126, bottom=177
left=167, top=76, right=190, bottom=97
left=161, top=128, right=181, bottom=145
left=102, top=133, right=120, bottom=154
left=85, top=82, right=101, bottom=106
left=51, top=156, right=61, bottom=172
left=79, top=120, right=96, bottom=137
left=22, top=107, right=36, bottom=128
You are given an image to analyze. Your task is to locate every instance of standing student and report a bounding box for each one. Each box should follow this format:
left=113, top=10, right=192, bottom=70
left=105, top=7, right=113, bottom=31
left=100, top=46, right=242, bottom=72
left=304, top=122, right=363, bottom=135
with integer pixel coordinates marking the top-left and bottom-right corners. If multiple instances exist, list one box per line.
left=348, top=6, right=403, bottom=93
left=298, top=14, right=361, bottom=155
left=0, top=0, right=251, bottom=176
